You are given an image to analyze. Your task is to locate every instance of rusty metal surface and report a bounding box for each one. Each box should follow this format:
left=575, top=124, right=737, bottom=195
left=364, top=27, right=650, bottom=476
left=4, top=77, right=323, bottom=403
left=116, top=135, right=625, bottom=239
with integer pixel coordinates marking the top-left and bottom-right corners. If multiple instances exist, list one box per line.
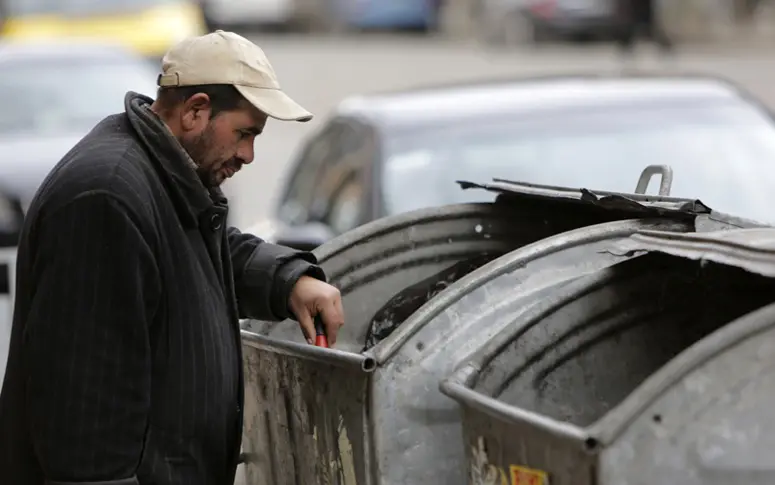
left=442, top=241, right=775, bottom=485
left=241, top=333, right=375, bottom=485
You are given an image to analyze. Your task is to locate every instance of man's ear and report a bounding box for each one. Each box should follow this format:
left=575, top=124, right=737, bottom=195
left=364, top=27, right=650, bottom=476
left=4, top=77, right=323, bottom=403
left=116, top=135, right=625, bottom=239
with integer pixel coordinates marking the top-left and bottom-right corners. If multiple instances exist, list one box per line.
left=180, top=93, right=212, bottom=132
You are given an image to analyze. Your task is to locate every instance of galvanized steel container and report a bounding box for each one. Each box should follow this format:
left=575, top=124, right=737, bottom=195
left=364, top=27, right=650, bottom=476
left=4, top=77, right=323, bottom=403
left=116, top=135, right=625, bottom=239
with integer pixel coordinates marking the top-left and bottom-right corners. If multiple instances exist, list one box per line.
left=442, top=227, right=775, bottom=485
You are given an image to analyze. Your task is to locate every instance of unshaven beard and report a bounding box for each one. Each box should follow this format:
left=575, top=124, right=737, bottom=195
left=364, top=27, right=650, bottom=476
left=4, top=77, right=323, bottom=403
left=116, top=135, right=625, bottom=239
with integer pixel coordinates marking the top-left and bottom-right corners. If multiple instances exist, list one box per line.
left=179, top=126, right=222, bottom=188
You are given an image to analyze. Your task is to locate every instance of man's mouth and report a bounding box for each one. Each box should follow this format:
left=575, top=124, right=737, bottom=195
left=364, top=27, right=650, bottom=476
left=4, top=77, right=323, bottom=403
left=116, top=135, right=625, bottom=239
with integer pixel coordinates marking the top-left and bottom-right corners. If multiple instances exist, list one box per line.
left=222, top=163, right=241, bottom=178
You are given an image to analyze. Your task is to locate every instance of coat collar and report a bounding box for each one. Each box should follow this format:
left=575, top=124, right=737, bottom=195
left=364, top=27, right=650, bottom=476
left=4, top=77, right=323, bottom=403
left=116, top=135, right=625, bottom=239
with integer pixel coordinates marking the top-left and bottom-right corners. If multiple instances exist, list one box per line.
left=124, top=91, right=227, bottom=227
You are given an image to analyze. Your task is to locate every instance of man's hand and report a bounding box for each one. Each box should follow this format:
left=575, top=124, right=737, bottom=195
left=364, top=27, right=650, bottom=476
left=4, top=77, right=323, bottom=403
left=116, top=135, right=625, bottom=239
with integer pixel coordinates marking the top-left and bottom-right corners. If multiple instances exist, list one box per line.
left=288, top=275, right=345, bottom=346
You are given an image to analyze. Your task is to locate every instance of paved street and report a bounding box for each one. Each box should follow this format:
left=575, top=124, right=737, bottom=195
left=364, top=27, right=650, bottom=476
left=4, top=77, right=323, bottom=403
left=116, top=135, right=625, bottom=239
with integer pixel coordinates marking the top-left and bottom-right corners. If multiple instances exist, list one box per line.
left=227, top=33, right=775, bottom=484
left=225, top=32, right=775, bottom=230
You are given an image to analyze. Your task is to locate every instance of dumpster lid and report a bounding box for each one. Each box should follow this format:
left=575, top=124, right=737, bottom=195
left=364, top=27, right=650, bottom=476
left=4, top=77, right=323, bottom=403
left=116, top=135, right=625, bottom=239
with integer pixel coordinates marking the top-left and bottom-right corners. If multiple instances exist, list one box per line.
left=458, top=178, right=712, bottom=217
left=614, top=227, right=775, bottom=278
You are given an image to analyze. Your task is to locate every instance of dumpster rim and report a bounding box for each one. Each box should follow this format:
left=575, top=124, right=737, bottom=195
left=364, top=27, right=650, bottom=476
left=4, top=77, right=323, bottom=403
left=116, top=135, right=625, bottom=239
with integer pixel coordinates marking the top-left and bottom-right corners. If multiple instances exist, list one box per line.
left=241, top=330, right=377, bottom=373
left=372, top=217, right=695, bottom=364
left=312, top=202, right=499, bottom=262
left=614, top=227, right=775, bottom=279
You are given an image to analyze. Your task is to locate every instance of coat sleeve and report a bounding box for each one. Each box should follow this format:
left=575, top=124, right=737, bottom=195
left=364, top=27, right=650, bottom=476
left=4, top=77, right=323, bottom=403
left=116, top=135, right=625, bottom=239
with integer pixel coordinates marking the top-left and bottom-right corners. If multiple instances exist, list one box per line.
left=227, top=227, right=326, bottom=321
left=24, top=193, right=161, bottom=484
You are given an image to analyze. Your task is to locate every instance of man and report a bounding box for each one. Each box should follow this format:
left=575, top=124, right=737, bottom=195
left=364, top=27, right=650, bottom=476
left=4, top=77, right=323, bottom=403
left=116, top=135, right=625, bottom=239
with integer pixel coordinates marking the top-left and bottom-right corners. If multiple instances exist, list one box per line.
left=616, top=0, right=673, bottom=57
left=0, top=30, right=345, bottom=485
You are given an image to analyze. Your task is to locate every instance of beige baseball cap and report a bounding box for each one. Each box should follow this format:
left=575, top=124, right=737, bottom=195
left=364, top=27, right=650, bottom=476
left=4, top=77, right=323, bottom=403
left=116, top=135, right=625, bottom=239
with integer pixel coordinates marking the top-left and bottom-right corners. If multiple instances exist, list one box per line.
left=157, top=30, right=312, bottom=122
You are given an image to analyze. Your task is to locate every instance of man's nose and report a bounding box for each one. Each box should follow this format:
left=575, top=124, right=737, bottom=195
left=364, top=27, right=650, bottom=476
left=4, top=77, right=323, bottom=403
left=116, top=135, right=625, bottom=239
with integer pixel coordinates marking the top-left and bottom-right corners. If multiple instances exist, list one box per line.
left=237, top=140, right=255, bottom=165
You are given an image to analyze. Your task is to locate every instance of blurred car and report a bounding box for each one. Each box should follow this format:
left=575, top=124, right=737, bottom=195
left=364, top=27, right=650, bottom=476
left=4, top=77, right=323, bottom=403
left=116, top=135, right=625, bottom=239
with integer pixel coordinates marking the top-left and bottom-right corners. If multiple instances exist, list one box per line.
left=0, top=193, right=24, bottom=249
left=0, top=0, right=207, bottom=58
left=201, top=0, right=297, bottom=30
left=0, top=187, right=25, bottom=389
left=255, top=73, right=775, bottom=250
left=478, top=0, right=618, bottom=45
left=202, top=0, right=284, bottom=30
left=331, top=0, right=442, bottom=32
left=0, top=40, right=159, bottom=211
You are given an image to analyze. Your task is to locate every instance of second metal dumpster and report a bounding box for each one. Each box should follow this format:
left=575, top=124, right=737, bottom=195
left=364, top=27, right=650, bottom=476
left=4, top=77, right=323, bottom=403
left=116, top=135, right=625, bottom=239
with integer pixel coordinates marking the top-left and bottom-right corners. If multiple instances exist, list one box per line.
left=441, top=227, right=775, bottom=485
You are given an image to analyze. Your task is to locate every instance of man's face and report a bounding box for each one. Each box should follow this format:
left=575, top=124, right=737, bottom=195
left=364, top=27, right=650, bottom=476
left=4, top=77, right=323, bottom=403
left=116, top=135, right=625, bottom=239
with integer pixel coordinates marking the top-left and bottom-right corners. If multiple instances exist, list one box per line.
left=178, top=96, right=267, bottom=188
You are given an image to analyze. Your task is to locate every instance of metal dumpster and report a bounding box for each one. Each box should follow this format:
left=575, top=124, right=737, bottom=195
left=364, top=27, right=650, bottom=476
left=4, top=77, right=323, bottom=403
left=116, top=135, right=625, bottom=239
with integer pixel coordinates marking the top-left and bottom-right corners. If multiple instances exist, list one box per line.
left=240, top=174, right=756, bottom=485
left=441, top=227, right=775, bottom=485
left=243, top=201, right=533, bottom=351
left=246, top=176, right=731, bottom=350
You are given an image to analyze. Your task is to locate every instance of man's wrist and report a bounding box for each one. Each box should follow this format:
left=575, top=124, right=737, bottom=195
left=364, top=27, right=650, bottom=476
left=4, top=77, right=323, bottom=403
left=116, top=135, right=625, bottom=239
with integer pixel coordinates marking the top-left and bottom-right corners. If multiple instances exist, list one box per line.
left=274, top=259, right=326, bottom=320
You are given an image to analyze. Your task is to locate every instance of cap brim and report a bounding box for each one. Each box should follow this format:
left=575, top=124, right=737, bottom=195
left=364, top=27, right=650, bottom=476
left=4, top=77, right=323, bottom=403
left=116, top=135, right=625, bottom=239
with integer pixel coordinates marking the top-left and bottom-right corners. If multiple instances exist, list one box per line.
left=235, top=85, right=313, bottom=122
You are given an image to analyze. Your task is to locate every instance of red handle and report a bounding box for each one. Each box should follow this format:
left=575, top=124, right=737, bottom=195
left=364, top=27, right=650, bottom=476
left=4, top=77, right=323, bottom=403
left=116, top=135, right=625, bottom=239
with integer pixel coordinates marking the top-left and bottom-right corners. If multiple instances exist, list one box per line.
left=314, top=316, right=329, bottom=348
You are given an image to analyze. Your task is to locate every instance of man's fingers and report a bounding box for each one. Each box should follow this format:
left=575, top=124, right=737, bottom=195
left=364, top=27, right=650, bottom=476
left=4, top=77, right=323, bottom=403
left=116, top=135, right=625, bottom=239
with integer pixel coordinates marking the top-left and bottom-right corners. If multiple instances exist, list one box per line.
left=320, top=300, right=345, bottom=347
left=335, top=297, right=344, bottom=322
left=289, top=277, right=344, bottom=346
left=296, top=309, right=315, bottom=345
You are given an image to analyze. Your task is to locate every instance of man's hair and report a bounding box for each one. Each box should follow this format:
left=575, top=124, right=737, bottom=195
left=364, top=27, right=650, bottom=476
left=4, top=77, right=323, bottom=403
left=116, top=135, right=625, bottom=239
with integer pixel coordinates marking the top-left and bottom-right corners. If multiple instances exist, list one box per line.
left=155, top=84, right=247, bottom=119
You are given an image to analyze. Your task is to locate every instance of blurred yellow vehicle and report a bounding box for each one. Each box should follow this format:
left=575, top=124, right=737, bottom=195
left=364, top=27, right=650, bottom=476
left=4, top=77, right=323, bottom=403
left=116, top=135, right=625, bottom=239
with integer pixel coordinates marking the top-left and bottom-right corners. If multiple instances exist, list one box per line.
left=0, top=0, right=208, bottom=58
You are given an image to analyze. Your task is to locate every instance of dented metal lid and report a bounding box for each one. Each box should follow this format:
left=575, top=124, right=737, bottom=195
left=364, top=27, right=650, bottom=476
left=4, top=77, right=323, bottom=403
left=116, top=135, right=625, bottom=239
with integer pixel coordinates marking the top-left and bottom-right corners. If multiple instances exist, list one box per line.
left=458, top=178, right=712, bottom=218
left=615, top=228, right=775, bottom=277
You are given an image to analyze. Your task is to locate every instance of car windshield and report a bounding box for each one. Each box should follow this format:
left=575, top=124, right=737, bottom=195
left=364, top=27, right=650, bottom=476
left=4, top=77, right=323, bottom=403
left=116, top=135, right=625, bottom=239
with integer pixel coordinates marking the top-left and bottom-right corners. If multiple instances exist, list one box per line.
left=5, top=0, right=179, bottom=16
left=0, top=57, right=158, bottom=136
left=381, top=99, right=775, bottom=224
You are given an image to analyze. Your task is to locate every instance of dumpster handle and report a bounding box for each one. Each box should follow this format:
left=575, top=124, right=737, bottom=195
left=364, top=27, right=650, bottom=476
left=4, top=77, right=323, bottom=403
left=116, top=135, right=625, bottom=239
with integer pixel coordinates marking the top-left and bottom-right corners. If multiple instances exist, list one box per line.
left=635, top=164, right=673, bottom=196
left=241, top=330, right=377, bottom=373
